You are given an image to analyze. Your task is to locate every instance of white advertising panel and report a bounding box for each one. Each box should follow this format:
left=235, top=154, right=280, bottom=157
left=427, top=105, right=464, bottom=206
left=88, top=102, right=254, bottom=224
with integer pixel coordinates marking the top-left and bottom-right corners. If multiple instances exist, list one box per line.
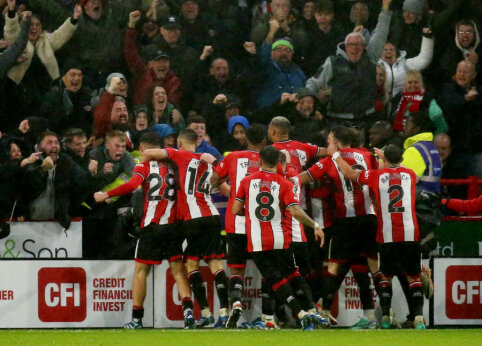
left=0, top=221, right=82, bottom=258
left=0, top=260, right=153, bottom=328
left=434, top=258, right=482, bottom=325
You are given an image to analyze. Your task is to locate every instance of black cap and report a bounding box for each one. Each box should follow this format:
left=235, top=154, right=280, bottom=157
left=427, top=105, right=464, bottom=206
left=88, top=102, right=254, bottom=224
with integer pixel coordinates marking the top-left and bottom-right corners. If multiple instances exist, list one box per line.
left=225, top=94, right=242, bottom=110
left=142, top=45, right=169, bottom=62
left=161, top=15, right=182, bottom=30
left=60, top=58, right=83, bottom=76
left=297, top=88, right=317, bottom=100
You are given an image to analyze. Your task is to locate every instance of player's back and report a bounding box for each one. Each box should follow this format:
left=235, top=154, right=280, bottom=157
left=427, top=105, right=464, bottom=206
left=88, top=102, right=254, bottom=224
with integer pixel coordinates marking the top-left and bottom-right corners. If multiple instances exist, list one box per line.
left=165, top=148, right=218, bottom=221
left=282, top=165, right=305, bottom=242
left=273, top=140, right=319, bottom=172
left=215, top=150, right=260, bottom=234
left=136, top=160, right=177, bottom=227
left=238, top=169, right=297, bottom=252
left=360, top=166, right=419, bottom=244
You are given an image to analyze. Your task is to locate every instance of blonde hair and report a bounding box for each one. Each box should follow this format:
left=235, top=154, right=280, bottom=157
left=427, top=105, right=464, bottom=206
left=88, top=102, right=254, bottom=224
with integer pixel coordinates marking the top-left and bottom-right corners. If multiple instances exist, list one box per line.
left=403, top=70, right=424, bottom=91
left=105, top=130, right=126, bottom=143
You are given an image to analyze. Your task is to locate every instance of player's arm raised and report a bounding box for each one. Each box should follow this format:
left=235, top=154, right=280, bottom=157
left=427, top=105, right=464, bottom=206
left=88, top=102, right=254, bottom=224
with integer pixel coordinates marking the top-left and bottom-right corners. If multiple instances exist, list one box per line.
left=328, top=144, right=361, bottom=182
left=142, top=148, right=168, bottom=161
left=287, top=204, right=324, bottom=247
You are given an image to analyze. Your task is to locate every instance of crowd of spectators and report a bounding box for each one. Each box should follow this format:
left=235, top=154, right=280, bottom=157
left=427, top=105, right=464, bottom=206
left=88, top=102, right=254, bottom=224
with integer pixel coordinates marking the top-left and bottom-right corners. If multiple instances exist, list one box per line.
left=0, top=0, right=480, bottom=258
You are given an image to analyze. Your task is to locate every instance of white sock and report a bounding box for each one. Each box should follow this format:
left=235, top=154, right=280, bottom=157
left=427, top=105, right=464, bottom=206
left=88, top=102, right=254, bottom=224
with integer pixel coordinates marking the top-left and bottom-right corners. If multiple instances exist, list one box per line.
left=364, top=309, right=375, bottom=320
left=201, top=308, right=212, bottom=318
left=219, top=308, right=229, bottom=317
left=297, top=310, right=308, bottom=319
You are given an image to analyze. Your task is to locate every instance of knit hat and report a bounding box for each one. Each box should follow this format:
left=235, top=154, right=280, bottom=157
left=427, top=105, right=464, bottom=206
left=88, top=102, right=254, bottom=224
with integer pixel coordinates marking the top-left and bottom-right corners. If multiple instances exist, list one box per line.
left=150, top=124, right=175, bottom=139
left=228, top=116, right=249, bottom=135
left=403, top=0, right=424, bottom=16
left=60, top=58, right=83, bottom=76
left=272, top=38, right=294, bottom=52
left=105, top=72, right=126, bottom=90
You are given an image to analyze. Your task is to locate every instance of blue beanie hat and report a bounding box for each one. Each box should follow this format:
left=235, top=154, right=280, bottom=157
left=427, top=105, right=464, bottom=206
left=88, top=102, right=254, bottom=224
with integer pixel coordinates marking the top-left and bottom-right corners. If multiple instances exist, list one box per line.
left=150, top=124, right=175, bottom=138
left=228, top=115, right=249, bottom=135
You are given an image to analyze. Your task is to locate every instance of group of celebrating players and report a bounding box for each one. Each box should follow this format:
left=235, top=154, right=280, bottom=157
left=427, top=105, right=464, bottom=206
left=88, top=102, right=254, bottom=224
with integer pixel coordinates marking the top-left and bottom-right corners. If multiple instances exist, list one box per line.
left=94, top=115, right=427, bottom=331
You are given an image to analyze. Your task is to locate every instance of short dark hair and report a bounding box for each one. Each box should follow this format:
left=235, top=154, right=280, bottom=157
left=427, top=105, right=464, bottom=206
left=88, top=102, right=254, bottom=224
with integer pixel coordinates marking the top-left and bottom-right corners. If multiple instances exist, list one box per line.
left=384, top=144, right=404, bottom=164
left=139, top=132, right=161, bottom=148
left=314, top=0, right=334, bottom=14
left=178, top=128, right=198, bottom=144
left=64, top=128, right=86, bottom=144
left=38, top=130, right=59, bottom=145
left=330, top=125, right=352, bottom=147
left=409, top=110, right=435, bottom=134
left=259, top=145, right=280, bottom=167
left=349, top=128, right=362, bottom=148
left=187, top=115, right=206, bottom=126
left=246, top=124, right=266, bottom=146
left=269, top=116, right=291, bottom=135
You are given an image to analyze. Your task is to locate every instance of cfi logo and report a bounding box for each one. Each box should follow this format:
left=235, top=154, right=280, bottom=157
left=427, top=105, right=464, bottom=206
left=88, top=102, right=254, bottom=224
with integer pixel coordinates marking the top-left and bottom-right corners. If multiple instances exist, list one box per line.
left=38, top=267, right=87, bottom=322
left=445, top=265, right=482, bottom=319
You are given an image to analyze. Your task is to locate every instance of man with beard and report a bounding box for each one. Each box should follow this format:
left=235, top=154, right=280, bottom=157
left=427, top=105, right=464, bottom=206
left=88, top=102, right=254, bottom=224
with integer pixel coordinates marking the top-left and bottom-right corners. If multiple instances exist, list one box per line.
left=22, top=130, right=87, bottom=229
left=124, top=11, right=182, bottom=106
left=251, top=37, right=306, bottom=109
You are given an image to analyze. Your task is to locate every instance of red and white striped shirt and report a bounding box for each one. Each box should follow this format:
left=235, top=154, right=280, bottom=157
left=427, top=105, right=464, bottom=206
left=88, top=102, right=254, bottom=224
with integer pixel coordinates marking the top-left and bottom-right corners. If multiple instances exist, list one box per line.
left=282, top=165, right=306, bottom=243
left=165, top=148, right=219, bottom=221
left=307, top=148, right=377, bottom=218
left=357, top=166, right=419, bottom=243
left=215, top=150, right=260, bottom=234
left=235, top=169, right=298, bottom=252
left=107, top=160, right=177, bottom=227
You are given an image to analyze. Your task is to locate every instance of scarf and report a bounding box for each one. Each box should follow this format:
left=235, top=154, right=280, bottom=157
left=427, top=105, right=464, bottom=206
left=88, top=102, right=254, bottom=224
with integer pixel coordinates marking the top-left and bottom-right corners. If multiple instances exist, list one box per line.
left=393, top=90, right=424, bottom=131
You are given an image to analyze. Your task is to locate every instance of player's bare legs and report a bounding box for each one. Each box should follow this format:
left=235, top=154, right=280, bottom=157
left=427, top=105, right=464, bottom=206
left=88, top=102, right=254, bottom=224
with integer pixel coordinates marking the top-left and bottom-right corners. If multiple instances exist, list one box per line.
left=170, top=259, right=195, bottom=328
left=125, top=262, right=151, bottom=328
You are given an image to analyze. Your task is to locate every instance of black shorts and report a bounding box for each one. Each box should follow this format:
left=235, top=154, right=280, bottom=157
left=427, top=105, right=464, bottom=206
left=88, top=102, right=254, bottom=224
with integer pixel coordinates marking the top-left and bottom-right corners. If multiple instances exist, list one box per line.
left=135, top=223, right=183, bottom=264
left=378, top=242, right=421, bottom=277
left=291, top=242, right=310, bottom=277
left=328, top=215, right=377, bottom=263
left=226, top=233, right=251, bottom=268
left=252, top=249, right=298, bottom=288
left=182, top=216, right=225, bottom=261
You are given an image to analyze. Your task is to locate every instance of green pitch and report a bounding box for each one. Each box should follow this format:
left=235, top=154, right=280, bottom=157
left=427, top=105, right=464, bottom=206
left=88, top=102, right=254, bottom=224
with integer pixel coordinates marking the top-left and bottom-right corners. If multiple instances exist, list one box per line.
left=1, top=329, right=481, bottom=345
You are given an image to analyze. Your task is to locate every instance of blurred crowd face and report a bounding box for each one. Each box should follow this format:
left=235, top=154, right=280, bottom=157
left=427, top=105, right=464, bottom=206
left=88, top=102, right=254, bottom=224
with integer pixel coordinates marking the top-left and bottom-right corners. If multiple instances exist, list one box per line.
left=271, top=45, right=293, bottom=68
left=345, top=35, right=364, bottom=63
left=188, top=122, right=206, bottom=146
left=303, top=1, right=315, bottom=20
left=315, top=11, right=334, bottom=29
left=351, top=2, right=368, bottom=23
left=403, top=11, right=419, bottom=25
left=160, top=28, right=181, bottom=45
left=110, top=101, right=129, bottom=124
left=106, top=137, right=126, bottom=161
left=296, top=96, right=314, bottom=117
left=271, top=0, right=290, bottom=21
left=403, top=116, right=417, bottom=137
left=163, top=134, right=176, bottom=148
left=62, top=68, right=83, bottom=92
left=135, top=112, right=149, bottom=131
left=9, top=143, right=22, bottom=160
left=434, top=134, right=451, bottom=163
left=40, top=135, right=60, bottom=163
left=84, top=0, right=103, bottom=20
left=152, top=86, right=168, bottom=110
left=210, top=59, right=230, bottom=84
left=457, top=24, right=475, bottom=49
left=404, top=73, right=423, bottom=92
left=381, top=43, right=397, bottom=65
left=181, top=1, right=199, bottom=21
left=67, top=135, right=87, bottom=158
left=149, top=58, right=170, bottom=80
left=455, top=60, right=477, bottom=89
left=28, top=17, right=42, bottom=42
left=376, top=65, right=386, bottom=86
left=143, top=21, right=160, bottom=38
left=232, top=124, right=247, bottom=147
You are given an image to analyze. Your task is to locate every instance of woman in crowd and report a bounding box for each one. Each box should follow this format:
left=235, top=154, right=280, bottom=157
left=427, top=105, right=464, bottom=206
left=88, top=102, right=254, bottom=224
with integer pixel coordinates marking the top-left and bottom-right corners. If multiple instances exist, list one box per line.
left=146, top=85, right=185, bottom=134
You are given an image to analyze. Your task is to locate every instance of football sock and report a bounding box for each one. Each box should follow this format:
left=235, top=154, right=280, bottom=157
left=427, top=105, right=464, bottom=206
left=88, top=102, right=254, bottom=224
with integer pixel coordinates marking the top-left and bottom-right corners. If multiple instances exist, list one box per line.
left=397, top=273, right=414, bottom=321
left=378, top=279, right=393, bottom=317
left=228, top=275, right=244, bottom=305
left=306, top=272, right=324, bottom=302
left=321, top=272, right=343, bottom=311
left=181, top=297, right=194, bottom=311
left=289, top=274, right=315, bottom=311
left=353, top=271, right=374, bottom=310
left=261, top=279, right=274, bottom=316
left=214, top=269, right=229, bottom=310
left=273, top=281, right=303, bottom=316
left=408, top=280, right=424, bottom=317
left=188, top=270, right=209, bottom=310
left=132, top=305, right=144, bottom=321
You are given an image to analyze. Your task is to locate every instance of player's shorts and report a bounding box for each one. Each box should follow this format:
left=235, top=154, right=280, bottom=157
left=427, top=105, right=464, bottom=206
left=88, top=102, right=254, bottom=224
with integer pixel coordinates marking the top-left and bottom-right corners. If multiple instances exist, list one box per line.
left=226, top=233, right=251, bottom=268
left=378, top=241, right=421, bottom=277
left=251, top=249, right=298, bottom=288
left=291, top=241, right=310, bottom=277
left=135, top=223, right=183, bottom=264
left=182, top=216, right=225, bottom=261
left=328, top=215, right=377, bottom=263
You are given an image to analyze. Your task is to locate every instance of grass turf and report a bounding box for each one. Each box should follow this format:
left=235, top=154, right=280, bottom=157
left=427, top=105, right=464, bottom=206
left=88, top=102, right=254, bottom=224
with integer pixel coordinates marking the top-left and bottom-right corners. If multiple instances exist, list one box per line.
left=0, top=329, right=481, bottom=346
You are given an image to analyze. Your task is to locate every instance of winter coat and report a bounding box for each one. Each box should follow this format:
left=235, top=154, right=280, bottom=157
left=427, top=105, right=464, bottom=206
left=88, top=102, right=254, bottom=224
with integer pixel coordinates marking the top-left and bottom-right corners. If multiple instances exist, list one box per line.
left=3, top=14, right=77, bottom=84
